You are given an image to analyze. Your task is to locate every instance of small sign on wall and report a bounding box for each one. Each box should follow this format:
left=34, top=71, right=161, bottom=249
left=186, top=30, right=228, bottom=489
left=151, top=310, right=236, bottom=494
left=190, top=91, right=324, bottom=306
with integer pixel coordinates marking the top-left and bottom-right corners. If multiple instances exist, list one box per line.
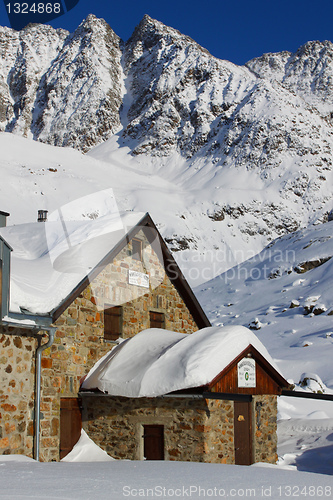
left=128, top=270, right=150, bottom=288
left=237, top=358, right=256, bottom=388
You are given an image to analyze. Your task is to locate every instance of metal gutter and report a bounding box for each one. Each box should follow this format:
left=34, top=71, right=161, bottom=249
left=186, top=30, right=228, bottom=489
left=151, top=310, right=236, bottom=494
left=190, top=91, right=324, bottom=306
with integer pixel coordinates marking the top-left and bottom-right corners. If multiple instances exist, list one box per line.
left=281, top=390, right=333, bottom=401
left=35, top=326, right=56, bottom=461
left=78, top=391, right=204, bottom=399
left=203, top=392, right=253, bottom=402
left=1, top=312, right=53, bottom=329
left=79, top=391, right=254, bottom=401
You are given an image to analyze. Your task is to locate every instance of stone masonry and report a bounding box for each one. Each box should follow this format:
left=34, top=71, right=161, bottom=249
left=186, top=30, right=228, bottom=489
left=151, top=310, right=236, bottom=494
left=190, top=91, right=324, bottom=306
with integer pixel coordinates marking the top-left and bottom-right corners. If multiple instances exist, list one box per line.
left=82, top=396, right=235, bottom=464
left=253, top=395, right=278, bottom=464
left=82, top=394, right=278, bottom=464
left=0, top=328, right=38, bottom=457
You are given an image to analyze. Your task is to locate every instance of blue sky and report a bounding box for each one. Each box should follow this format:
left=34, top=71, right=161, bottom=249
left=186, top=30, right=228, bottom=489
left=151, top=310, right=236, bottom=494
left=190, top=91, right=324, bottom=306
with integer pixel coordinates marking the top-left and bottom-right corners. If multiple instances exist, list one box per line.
left=1, top=0, right=333, bottom=65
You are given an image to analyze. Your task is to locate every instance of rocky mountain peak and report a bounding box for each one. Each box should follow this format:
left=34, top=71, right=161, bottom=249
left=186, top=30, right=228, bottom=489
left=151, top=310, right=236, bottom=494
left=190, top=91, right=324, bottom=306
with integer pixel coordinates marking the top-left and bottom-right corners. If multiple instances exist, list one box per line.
left=125, top=14, right=210, bottom=70
left=246, top=40, right=333, bottom=115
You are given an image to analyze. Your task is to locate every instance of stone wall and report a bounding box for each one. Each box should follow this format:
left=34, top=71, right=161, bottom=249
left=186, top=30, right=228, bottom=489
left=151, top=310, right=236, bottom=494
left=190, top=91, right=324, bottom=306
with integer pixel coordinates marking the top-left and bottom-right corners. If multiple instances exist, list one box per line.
left=0, top=231, right=200, bottom=461
left=0, top=328, right=38, bottom=458
left=82, top=396, right=235, bottom=464
left=82, top=395, right=278, bottom=465
left=253, top=395, right=278, bottom=464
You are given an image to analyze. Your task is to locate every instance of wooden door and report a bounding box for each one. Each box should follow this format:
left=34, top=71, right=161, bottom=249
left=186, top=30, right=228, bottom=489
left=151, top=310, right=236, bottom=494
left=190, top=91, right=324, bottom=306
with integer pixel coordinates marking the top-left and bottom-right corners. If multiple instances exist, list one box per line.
left=60, top=398, right=82, bottom=459
left=143, top=425, right=164, bottom=460
left=234, top=401, right=253, bottom=465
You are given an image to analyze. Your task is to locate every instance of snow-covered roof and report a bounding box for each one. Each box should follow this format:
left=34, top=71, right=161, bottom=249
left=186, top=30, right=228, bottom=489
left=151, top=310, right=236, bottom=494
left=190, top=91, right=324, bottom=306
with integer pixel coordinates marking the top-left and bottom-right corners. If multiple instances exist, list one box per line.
left=0, top=211, right=147, bottom=315
left=81, top=325, right=285, bottom=397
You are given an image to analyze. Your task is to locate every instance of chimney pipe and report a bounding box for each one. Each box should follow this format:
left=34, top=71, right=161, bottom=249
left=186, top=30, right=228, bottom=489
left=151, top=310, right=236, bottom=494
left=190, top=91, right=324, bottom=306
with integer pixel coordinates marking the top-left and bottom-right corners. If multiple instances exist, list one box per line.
left=0, top=211, right=10, bottom=228
left=37, top=210, right=48, bottom=222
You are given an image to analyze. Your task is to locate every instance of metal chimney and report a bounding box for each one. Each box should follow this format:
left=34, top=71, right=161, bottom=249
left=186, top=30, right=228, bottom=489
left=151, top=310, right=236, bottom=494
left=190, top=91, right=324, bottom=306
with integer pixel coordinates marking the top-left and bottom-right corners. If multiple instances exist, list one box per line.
left=37, top=210, right=48, bottom=222
left=0, top=211, right=10, bottom=228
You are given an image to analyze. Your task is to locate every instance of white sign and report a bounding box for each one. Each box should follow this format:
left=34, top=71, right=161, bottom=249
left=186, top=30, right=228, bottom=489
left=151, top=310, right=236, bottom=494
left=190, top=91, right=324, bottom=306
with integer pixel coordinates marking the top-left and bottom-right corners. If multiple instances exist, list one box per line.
left=237, top=358, right=256, bottom=388
left=128, top=270, right=150, bottom=288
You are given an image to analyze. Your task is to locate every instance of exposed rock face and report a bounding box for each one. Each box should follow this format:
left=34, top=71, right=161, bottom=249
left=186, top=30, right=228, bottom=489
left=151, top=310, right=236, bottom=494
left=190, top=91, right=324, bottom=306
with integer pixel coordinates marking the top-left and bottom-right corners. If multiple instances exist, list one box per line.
left=123, top=15, right=256, bottom=157
left=1, top=15, right=333, bottom=170
left=0, top=15, right=123, bottom=152
left=0, top=23, right=68, bottom=136
left=246, top=40, right=333, bottom=116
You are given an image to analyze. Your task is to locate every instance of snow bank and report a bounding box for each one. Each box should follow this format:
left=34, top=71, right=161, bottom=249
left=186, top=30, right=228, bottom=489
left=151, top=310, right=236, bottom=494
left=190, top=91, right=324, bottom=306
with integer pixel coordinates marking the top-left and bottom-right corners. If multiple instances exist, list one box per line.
left=61, top=430, right=115, bottom=462
left=0, top=455, right=35, bottom=462
left=0, top=460, right=332, bottom=500
left=82, top=325, right=284, bottom=397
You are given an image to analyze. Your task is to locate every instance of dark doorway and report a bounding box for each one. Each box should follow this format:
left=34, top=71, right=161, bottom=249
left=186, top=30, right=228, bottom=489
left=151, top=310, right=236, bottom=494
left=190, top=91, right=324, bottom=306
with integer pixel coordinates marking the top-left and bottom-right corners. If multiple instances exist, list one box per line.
left=60, top=398, right=82, bottom=459
left=234, top=401, right=253, bottom=465
left=143, top=424, right=164, bottom=460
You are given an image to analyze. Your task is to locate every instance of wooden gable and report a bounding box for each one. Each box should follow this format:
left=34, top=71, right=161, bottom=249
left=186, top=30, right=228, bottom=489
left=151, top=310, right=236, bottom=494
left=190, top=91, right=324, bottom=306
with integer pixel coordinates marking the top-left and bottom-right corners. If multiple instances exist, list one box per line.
left=208, top=345, right=289, bottom=396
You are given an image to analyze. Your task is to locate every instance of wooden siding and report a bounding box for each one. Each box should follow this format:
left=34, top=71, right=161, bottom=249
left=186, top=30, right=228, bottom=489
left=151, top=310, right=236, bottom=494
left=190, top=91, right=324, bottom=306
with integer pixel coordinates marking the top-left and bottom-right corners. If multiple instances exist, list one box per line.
left=210, top=361, right=281, bottom=395
left=209, top=346, right=288, bottom=396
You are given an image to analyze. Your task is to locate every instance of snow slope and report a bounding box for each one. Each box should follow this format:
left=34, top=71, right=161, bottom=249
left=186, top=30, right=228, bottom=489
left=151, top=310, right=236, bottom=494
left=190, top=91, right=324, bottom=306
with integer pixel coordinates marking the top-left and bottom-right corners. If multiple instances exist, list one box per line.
left=196, top=220, right=333, bottom=391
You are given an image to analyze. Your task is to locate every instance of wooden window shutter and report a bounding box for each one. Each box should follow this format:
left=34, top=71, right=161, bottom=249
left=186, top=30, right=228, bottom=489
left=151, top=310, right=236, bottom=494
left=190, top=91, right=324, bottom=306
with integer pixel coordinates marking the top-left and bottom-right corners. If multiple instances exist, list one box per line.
left=149, top=311, right=165, bottom=329
left=104, top=306, right=122, bottom=341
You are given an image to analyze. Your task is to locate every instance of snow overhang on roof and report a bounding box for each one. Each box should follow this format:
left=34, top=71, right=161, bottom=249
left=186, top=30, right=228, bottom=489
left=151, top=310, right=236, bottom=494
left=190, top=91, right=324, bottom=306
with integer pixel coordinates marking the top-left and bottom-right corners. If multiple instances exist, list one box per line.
left=0, top=209, right=210, bottom=329
left=81, top=325, right=287, bottom=398
left=0, top=211, right=147, bottom=316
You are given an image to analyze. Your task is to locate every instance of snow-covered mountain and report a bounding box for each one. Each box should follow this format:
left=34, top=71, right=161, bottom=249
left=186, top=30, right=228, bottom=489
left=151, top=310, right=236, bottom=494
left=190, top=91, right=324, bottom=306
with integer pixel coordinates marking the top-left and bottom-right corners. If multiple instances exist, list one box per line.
left=0, top=16, right=123, bottom=151
left=0, top=14, right=333, bottom=284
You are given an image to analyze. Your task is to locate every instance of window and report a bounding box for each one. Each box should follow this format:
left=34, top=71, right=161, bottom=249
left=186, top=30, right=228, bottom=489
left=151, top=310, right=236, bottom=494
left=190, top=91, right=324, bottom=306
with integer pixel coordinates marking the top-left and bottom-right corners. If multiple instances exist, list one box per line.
left=143, top=425, right=164, bottom=460
left=149, top=311, right=165, bottom=329
left=104, top=305, right=122, bottom=341
left=132, top=238, right=142, bottom=261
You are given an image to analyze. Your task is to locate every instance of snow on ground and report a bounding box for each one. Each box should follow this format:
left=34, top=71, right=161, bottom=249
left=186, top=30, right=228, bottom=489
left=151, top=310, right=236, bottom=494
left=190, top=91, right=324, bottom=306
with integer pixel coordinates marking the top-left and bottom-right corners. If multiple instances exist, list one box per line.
left=277, top=396, right=333, bottom=475
left=61, top=430, right=115, bottom=463
left=2, top=396, right=333, bottom=499
left=0, top=457, right=332, bottom=500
